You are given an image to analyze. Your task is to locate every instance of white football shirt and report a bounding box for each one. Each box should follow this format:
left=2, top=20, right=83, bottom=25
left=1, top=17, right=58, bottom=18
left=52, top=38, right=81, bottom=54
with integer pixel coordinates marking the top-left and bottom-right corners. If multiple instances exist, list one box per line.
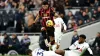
left=32, top=48, right=61, bottom=56
left=54, top=17, right=67, bottom=45
left=65, top=41, right=93, bottom=56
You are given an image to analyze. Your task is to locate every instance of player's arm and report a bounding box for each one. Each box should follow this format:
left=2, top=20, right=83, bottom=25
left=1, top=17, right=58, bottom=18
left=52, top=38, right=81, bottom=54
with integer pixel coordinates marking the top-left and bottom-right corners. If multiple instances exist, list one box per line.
left=87, top=44, right=93, bottom=56
left=64, top=41, right=77, bottom=50
left=34, top=13, right=40, bottom=23
left=61, top=18, right=67, bottom=31
left=69, top=41, right=77, bottom=50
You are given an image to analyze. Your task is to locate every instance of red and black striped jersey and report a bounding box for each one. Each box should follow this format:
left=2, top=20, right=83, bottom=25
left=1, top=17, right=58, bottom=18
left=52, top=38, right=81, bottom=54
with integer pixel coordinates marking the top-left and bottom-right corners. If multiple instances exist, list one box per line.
left=39, top=7, right=54, bottom=27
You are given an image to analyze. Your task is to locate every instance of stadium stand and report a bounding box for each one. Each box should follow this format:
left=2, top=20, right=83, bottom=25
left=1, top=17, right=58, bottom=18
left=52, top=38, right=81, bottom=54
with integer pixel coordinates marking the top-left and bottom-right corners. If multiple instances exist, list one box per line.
left=0, top=0, right=100, bottom=56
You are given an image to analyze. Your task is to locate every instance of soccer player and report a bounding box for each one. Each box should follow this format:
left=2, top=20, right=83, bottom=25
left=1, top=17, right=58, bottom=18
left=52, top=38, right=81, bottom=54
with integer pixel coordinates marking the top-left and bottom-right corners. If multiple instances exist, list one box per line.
left=54, top=12, right=67, bottom=48
left=32, top=35, right=61, bottom=56
left=55, top=34, right=93, bottom=56
left=34, top=1, right=55, bottom=43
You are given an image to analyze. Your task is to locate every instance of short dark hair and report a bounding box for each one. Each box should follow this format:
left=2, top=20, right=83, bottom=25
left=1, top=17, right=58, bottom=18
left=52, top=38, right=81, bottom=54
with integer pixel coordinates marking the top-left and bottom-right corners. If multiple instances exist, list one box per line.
left=42, top=1, right=48, bottom=5
left=26, top=49, right=32, bottom=55
left=79, top=34, right=86, bottom=39
left=39, top=35, right=49, bottom=51
left=98, top=32, right=100, bottom=34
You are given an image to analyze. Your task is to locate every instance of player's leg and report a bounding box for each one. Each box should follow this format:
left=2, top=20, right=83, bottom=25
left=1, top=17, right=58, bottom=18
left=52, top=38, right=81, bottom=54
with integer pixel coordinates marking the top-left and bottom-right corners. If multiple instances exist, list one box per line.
left=41, top=27, right=51, bottom=42
left=47, top=26, right=55, bottom=42
left=41, top=27, right=47, bottom=39
left=55, top=50, right=65, bottom=56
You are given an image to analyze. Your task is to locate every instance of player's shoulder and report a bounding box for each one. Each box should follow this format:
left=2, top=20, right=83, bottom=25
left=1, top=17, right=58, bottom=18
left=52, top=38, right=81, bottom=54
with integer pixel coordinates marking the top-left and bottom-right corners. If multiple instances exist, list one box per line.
left=75, top=40, right=79, bottom=44
left=83, top=42, right=90, bottom=47
left=56, top=17, right=63, bottom=21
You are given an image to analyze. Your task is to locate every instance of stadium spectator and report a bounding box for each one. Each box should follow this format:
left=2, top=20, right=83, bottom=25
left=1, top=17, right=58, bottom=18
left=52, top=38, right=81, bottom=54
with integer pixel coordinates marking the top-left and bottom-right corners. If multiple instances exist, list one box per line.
left=0, top=33, right=12, bottom=55
left=97, top=7, right=100, bottom=19
left=75, top=8, right=84, bottom=18
left=24, top=12, right=37, bottom=32
left=92, top=32, right=100, bottom=54
left=67, top=16, right=77, bottom=30
left=77, top=19, right=84, bottom=26
left=10, top=34, right=20, bottom=52
left=67, top=11, right=75, bottom=21
left=91, top=9, right=97, bottom=21
left=64, top=0, right=71, bottom=9
left=0, top=0, right=5, bottom=8
left=15, top=4, right=25, bottom=33
left=54, top=1, right=65, bottom=15
left=94, top=0, right=100, bottom=7
left=70, top=0, right=90, bottom=6
left=20, top=34, right=30, bottom=54
left=27, top=0, right=35, bottom=10
left=79, top=11, right=90, bottom=23
left=85, top=8, right=92, bottom=19
left=71, top=31, right=79, bottom=45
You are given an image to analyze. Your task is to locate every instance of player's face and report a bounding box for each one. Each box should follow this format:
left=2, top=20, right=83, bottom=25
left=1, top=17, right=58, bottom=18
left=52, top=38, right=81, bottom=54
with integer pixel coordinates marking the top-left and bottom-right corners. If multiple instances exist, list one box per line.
left=78, top=37, right=85, bottom=44
left=74, top=31, right=77, bottom=35
left=42, top=5, right=49, bottom=10
left=97, top=33, right=100, bottom=37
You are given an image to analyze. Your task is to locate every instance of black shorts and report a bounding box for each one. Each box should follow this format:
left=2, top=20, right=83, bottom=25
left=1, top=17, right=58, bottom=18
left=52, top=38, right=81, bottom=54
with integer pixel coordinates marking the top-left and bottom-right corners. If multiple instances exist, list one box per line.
left=46, top=26, right=55, bottom=37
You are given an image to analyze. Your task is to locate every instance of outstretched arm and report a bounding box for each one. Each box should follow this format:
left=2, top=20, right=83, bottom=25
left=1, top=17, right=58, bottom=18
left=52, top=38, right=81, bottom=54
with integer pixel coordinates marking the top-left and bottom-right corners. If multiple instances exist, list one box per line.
left=34, top=13, right=40, bottom=23
left=87, top=47, right=93, bottom=56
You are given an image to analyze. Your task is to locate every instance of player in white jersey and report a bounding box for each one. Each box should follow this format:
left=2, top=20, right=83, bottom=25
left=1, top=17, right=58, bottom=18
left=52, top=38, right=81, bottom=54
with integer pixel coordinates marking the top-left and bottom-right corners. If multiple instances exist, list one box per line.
left=32, top=35, right=61, bottom=56
left=32, top=48, right=61, bottom=56
left=55, top=34, right=93, bottom=56
left=54, top=13, right=67, bottom=47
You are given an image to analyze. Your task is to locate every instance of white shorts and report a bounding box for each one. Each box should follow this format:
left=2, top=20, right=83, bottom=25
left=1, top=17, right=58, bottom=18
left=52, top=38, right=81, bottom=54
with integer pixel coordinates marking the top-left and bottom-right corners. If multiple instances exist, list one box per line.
left=54, top=32, right=63, bottom=45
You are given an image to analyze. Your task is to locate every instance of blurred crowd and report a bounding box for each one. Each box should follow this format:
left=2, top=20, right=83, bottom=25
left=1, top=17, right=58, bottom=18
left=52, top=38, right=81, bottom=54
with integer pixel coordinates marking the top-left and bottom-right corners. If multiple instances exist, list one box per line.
left=0, top=0, right=100, bottom=33
left=1, top=7, right=100, bottom=33
left=0, top=0, right=100, bottom=9
left=0, top=33, right=30, bottom=55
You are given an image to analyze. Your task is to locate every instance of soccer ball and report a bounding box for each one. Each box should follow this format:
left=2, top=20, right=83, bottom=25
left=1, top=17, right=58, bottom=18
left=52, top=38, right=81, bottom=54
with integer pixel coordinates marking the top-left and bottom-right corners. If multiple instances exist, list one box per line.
left=46, top=20, right=54, bottom=27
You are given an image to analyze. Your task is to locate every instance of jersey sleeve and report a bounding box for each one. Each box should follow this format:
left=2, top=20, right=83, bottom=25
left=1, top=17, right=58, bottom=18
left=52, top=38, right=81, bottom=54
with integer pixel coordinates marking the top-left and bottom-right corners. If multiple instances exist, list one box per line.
left=69, top=41, right=77, bottom=50
left=60, top=18, right=67, bottom=30
left=86, top=44, right=93, bottom=55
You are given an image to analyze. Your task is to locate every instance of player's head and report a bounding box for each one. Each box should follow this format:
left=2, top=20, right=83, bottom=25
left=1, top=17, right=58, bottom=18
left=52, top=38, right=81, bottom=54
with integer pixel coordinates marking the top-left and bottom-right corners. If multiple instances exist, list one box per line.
left=78, top=34, right=86, bottom=44
left=54, top=12, right=59, bottom=18
left=39, top=35, right=49, bottom=51
left=42, top=1, right=49, bottom=10
left=73, top=31, right=78, bottom=36
left=25, top=49, right=32, bottom=56
left=97, top=32, right=100, bottom=37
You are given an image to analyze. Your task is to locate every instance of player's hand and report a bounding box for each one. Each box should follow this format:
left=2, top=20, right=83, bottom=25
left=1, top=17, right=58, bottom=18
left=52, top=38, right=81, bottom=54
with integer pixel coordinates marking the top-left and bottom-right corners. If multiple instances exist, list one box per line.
left=63, top=30, right=67, bottom=33
left=41, top=27, right=46, bottom=31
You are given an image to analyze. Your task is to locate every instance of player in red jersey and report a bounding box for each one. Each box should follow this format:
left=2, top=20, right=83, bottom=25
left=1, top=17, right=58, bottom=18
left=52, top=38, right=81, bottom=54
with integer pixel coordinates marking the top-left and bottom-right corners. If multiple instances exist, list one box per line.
left=34, top=1, right=55, bottom=47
